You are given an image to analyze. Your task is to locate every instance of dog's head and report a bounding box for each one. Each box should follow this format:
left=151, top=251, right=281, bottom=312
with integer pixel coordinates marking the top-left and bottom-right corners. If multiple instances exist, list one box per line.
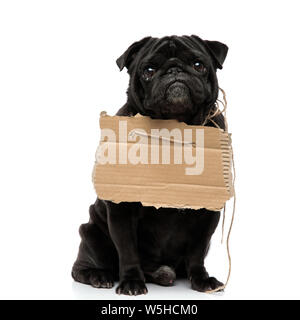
left=117, top=35, right=228, bottom=123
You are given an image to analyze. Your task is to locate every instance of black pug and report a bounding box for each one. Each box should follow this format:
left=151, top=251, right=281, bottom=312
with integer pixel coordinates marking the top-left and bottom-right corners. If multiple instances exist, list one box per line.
left=72, top=35, right=228, bottom=295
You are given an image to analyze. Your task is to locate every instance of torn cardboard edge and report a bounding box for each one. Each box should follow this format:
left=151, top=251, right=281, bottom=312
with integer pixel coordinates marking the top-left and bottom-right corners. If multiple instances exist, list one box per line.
left=92, top=112, right=234, bottom=211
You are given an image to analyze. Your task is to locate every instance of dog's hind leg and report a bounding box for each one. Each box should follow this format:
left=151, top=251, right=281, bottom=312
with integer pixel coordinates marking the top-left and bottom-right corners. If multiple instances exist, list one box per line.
left=72, top=200, right=118, bottom=288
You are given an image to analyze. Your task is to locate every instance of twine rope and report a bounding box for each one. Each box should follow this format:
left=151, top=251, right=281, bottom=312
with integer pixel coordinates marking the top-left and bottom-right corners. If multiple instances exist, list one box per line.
left=204, top=87, right=236, bottom=294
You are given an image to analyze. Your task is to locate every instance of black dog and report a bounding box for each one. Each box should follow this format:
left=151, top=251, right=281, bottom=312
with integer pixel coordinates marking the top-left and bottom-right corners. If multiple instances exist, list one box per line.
left=72, top=35, right=228, bottom=295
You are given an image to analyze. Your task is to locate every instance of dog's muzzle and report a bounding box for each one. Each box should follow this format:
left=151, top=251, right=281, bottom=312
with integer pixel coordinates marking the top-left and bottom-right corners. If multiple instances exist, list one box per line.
left=165, top=81, right=191, bottom=103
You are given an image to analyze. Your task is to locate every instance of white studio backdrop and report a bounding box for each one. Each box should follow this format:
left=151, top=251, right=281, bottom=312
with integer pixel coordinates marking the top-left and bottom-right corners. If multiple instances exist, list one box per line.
left=0, top=0, right=299, bottom=299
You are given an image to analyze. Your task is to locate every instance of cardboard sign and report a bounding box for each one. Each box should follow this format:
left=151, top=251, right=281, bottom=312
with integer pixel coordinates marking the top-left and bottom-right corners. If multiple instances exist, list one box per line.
left=92, top=112, right=233, bottom=211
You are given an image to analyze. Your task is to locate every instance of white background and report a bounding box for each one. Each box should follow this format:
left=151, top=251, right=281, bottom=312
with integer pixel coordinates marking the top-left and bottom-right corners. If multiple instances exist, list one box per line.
left=0, top=0, right=299, bottom=300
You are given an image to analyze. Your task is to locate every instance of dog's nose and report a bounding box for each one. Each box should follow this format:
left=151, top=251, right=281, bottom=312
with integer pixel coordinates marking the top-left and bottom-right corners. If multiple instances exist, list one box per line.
left=166, top=66, right=183, bottom=74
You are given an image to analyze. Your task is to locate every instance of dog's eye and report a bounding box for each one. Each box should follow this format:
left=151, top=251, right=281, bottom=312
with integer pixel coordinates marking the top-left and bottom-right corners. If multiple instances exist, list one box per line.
left=143, top=67, right=156, bottom=80
left=193, top=61, right=206, bottom=73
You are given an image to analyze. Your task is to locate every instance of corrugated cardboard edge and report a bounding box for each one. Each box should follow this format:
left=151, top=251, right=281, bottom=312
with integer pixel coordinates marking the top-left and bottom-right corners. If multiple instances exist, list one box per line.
left=138, top=202, right=224, bottom=211
left=220, top=131, right=234, bottom=197
left=92, top=112, right=234, bottom=211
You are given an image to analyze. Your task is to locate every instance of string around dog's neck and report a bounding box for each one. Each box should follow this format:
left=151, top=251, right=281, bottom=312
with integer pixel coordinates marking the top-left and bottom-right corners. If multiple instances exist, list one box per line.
left=201, top=87, right=228, bottom=130
left=204, top=87, right=236, bottom=294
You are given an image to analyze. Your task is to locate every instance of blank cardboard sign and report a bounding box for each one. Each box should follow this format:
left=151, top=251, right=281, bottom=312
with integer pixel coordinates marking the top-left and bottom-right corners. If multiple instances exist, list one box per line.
left=92, top=112, right=233, bottom=211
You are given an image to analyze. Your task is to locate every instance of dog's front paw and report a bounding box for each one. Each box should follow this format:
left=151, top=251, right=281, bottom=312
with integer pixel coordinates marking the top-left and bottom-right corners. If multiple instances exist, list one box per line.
left=72, top=268, right=114, bottom=289
left=89, top=270, right=114, bottom=289
left=116, top=280, right=148, bottom=296
left=191, top=276, right=224, bottom=292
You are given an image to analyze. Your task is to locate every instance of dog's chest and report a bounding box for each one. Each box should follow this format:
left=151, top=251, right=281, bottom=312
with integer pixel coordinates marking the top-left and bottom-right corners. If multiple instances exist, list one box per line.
left=136, top=207, right=196, bottom=258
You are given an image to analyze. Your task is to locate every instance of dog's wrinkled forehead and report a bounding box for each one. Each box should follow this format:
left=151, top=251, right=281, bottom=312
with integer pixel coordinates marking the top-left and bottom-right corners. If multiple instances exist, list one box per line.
left=116, top=35, right=228, bottom=73
left=148, top=36, right=204, bottom=57
left=140, top=36, right=212, bottom=69
left=149, top=37, right=187, bottom=55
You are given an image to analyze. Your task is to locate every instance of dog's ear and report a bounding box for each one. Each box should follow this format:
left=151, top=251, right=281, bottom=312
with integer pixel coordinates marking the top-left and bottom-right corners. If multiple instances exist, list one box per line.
left=204, top=40, right=228, bottom=69
left=116, top=36, right=152, bottom=71
left=191, top=35, right=228, bottom=69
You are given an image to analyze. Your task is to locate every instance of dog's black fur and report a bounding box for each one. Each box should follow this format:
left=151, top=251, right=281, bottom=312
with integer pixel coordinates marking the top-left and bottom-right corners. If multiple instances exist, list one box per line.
left=72, top=35, right=228, bottom=295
